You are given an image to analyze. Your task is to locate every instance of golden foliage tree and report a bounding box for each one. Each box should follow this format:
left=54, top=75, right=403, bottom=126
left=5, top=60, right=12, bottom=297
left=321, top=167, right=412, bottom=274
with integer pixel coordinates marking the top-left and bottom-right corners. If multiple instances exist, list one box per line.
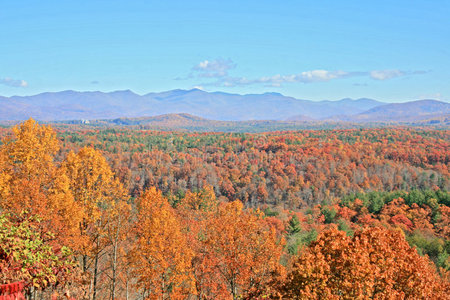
left=103, top=199, right=131, bottom=300
left=0, top=119, right=81, bottom=247
left=176, top=186, right=226, bottom=299
left=129, top=187, right=194, bottom=299
left=202, top=200, right=285, bottom=299
left=61, top=146, right=128, bottom=300
left=277, top=226, right=448, bottom=299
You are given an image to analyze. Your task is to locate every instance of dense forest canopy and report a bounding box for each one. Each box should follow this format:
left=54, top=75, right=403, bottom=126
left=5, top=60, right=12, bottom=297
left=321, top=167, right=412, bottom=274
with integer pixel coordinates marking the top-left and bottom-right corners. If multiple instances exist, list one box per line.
left=0, top=119, right=448, bottom=299
left=54, top=126, right=449, bottom=208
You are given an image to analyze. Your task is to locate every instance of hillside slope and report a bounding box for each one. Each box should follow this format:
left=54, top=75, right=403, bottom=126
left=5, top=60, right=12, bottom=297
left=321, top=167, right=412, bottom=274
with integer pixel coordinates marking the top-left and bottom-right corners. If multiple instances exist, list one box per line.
left=340, top=100, right=450, bottom=122
left=0, top=89, right=385, bottom=121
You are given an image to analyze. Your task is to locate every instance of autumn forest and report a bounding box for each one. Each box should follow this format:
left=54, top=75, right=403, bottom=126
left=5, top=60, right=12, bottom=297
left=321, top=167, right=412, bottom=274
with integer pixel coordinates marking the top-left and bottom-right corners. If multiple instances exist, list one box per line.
left=0, top=119, right=449, bottom=299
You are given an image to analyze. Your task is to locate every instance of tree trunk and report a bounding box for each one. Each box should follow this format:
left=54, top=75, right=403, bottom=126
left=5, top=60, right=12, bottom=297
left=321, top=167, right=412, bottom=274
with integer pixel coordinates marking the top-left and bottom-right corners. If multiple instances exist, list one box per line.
left=231, top=277, right=238, bottom=300
left=111, top=242, right=118, bottom=300
left=93, top=252, right=99, bottom=300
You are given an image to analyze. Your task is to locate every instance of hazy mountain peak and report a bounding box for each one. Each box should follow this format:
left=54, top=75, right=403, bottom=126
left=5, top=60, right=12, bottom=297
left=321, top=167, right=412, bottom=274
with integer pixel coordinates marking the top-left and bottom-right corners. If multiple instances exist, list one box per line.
left=263, top=92, right=284, bottom=96
left=109, top=89, right=137, bottom=95
left=0, top=89, right=446, bottom=122
left=333, top=99, right=450, bottom=122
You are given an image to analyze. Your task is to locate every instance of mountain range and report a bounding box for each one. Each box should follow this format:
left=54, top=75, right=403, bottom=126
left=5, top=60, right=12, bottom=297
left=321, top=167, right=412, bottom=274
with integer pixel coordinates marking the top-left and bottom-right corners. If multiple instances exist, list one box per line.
left=0, top=89, right=449, bottom=123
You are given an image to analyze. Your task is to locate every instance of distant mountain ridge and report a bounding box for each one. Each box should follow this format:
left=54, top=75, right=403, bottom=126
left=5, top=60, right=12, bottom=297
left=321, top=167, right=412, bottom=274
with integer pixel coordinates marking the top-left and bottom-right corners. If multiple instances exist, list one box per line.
left=338, top=100, right=450, bottom=122
left=0, top=89, right=448, bottom=122
left=50, top=112, right=447, bottom=133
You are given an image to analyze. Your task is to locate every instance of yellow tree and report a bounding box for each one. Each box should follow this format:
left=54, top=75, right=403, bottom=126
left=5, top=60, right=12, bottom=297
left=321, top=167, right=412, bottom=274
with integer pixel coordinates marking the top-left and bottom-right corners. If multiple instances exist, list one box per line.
left=129, top=187, right=194, bottom=299
left=180, top=185, right=218, bottom=212
left=178, top=191, right=286, bottom=299
left=277, top=226, right=448, bottom=299
left=203, top=200, right=285, bottom=299
left=103, top=199, right=131, bottom=300
left=61, top=146, right=128, bottom=300
left=0, top=119, right=81, bottom=248
left=176, top=186, right=225, bottom=299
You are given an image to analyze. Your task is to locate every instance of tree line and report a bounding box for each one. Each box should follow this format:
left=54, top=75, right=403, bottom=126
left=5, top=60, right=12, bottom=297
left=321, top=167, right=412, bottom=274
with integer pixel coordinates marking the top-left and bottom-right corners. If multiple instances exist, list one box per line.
left=0, top=119, right=448, bottom=299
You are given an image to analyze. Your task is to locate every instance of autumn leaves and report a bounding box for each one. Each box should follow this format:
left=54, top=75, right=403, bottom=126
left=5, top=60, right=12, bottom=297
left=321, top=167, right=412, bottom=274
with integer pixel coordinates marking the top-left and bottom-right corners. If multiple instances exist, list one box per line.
left=128, top=187, right=285, bottom=299
left=277, top=226, right=448, bottom=299
left=0, top=119, right=449, bottom=299
left=0, top=119, right=129, bottom=297
left=177, top=191, right=284, bottom=299
left=0, top=119, right=286, bottom=298
left=130, top=188, right=193, bottom=298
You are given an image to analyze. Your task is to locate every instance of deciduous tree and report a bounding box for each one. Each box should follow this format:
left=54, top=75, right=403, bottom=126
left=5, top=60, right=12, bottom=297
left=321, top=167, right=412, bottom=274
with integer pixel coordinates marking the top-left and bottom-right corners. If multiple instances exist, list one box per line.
left=0, top=119, right=81, bottom=249
left=61, top=146, right=128, bottom=300
left=277, top=226, right=448, bottom=299
left=129, top=187, right=194, bottom=299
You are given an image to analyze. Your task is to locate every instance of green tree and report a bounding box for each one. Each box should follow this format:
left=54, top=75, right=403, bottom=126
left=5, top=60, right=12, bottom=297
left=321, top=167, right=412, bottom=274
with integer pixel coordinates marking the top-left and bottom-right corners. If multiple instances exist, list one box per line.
left=0, top=213, right=78, bottom=296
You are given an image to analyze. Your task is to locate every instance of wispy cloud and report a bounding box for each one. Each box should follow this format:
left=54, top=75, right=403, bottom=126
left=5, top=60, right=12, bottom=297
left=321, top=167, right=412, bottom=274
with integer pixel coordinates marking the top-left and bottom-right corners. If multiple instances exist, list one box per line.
left=0, top=77, right=28, bottom=87
left=183, top=59, right=427, bottom=88
left=258, top=70, right=358, bottom=85
left=192, top=58, right=236, bottom=78
left=370, top=70, right=404, bottom=80
left=213, top=69, right=426, bottom=87
left=369, top=69, right=428, bottom=80
left=207, top=70, right=364, bottom=87
left=294, top=70, right=353, bottom=82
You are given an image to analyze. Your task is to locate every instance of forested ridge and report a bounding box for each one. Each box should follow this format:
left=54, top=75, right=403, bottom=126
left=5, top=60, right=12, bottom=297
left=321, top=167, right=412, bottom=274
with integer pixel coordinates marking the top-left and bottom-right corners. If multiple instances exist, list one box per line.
left=0, top=119, right=448, bottom=299
left=57, top=127, right=448, bottom=207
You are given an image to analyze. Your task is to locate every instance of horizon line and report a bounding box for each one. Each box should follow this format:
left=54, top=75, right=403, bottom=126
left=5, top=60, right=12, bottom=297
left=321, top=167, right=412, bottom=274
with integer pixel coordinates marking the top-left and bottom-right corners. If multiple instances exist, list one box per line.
left=3, top=88, right=449, bottom=103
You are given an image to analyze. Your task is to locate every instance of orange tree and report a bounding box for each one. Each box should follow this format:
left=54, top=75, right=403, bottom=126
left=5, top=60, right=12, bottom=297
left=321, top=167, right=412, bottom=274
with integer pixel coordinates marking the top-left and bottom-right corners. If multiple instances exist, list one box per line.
left=277, top=226, right=448, bottom=299
left=129, top=187, right=194, bottom=299
left=0, top=119, right=81, bottom=252
left=177, top=188, right=286, bottom=299
left=61, top=146, right=129, bottom=300
left=201, top=200, right=285, bottom=299
left=176, top=186, right=227, bottom=299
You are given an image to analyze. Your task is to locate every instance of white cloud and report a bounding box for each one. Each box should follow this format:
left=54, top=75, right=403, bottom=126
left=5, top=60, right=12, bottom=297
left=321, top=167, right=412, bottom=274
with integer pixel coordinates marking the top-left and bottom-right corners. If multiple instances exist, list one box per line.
left=192, top=58, right=236, bottom=78
left=215, top=68, right=427, bottom=87
left=370, top=69, right=405, bottom=80
left=0, top=77, right=28, bottom=87
left=262, top=70, right=352, bottom=84
left=297, top=70, right=349, bottom=82
left=187, top=58, right=427, bottom=88
left=210, top=70, right=355, bottom=87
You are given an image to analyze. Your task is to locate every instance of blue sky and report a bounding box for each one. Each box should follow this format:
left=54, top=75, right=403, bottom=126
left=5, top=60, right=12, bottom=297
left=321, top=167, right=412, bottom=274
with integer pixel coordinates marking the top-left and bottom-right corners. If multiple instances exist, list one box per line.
left=0, top=0, right=449, bottom=102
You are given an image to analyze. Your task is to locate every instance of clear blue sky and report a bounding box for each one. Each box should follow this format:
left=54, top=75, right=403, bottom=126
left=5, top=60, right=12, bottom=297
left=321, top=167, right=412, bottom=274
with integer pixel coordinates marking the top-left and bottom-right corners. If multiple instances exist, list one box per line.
left=1, top=0, right=449, bottom=102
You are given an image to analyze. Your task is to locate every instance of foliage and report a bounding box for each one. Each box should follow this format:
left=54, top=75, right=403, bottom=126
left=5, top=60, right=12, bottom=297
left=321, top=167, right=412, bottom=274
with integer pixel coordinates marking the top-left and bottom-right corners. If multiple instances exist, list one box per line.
left=276, top=226, right=449, bottom=299
left=0, top=120, right=448, bottom=299
left=0, top=213, right=77, bottom=291
left=129, top=187, right=194, bottom=299
left=0, top=119, right=82, bottom=248
left=55, top=127, right=448, bottom=208
left=61, top=146, right=127, bottom=255
left=201, top=200, right=285, bottom=299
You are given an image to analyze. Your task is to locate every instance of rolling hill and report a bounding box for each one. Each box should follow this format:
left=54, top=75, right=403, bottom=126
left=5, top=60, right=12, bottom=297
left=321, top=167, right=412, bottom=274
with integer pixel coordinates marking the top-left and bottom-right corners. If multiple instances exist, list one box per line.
left=340, top=100, right=450, bottom=122
left=0, top=89, right=385, bottom=121
left=0, top=89, right=448, bottom=124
